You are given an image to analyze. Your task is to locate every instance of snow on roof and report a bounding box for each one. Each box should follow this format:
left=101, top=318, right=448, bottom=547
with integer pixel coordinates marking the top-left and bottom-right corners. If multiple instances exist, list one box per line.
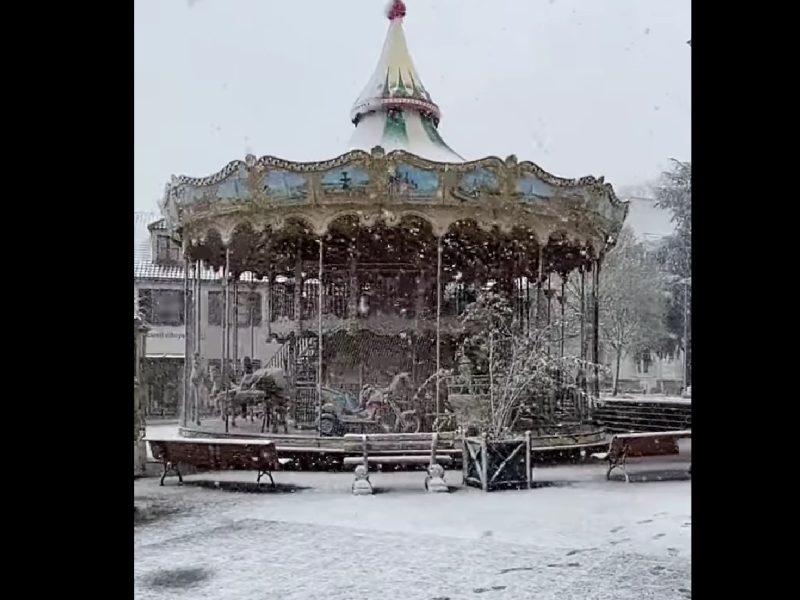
left=348, top=110, right=463, bottom=162
left=134, top=261, right=264, bottom=283
left=347, top=0, right=463, bottom=162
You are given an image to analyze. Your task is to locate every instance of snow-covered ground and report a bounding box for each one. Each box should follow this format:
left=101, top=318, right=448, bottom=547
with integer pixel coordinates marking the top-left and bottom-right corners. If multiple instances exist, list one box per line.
left=134, top=460, right=691, bottom=599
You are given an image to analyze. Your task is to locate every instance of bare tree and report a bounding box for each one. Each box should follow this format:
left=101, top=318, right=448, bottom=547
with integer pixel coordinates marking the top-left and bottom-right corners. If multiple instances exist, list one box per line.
left=460, top=291, right=596, bottom=436
left=600, top=227, right=667, bottom=395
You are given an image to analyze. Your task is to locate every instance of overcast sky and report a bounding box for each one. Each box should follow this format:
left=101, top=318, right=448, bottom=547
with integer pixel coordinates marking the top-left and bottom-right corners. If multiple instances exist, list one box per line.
left=134, top=0, right=690, bottom=235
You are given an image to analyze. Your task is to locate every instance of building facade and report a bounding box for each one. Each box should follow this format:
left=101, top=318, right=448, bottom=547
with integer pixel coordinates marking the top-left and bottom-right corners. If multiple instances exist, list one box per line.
left=134, top=218, right=281, bottom=416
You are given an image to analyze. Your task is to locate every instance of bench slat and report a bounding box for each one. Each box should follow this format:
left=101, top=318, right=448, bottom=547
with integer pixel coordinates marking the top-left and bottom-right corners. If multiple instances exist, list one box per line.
left=343, top=455, right=453, bottom=466
left=343, top=443, right=436, bottom=452
left=147, top=440, right=279, bottom=471
left=342, top=433, right=455, bottom=443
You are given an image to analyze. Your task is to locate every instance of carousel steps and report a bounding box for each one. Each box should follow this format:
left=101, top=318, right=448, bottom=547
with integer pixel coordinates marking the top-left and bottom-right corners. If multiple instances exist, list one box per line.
left=591, top=398, right=691, bottom=433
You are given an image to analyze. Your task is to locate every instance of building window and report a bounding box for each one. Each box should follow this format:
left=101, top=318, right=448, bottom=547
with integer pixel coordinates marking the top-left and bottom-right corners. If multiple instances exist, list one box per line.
left=138, top=289, right=186, bottom=326
left=208, top=291, right=262, bottom=326
left=155, top=234, right=182, bottom=264
left=636, top=349, right=653, bottom=374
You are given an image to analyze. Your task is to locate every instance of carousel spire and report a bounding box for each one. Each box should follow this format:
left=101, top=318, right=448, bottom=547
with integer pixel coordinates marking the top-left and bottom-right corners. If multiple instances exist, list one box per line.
left=348, top=0, right=464, bottom=162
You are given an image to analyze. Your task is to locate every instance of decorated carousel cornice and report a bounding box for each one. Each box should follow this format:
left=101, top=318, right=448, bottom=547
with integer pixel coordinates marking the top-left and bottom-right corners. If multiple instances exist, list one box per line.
left=161, top=146, right=627, bottom=255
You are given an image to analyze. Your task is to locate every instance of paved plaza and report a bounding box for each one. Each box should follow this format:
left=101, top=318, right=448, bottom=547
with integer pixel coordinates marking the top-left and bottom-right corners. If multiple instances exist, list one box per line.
left=134, top=461, right=691, bottom=600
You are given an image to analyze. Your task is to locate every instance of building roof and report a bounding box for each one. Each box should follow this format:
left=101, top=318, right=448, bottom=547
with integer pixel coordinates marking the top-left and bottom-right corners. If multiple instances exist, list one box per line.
left=347, top=0, right=463, bottom=162
left=134, top=261, right=263, bottom=283
left=134, top=211, right=159, bottom=262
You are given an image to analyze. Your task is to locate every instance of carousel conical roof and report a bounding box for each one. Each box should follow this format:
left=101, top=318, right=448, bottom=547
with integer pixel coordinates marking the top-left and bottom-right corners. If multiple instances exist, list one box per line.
left=348, top=0, right=464, bottom=162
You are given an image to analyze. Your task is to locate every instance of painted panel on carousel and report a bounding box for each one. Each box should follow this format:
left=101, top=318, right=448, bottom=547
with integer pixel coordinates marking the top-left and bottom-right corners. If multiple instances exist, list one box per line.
left=516, top=173, right=556, bottom=202
left=261, top=169, right=309, bottom=203
left=180, top=186, right=218, bottom=212
left=388, top=163, right=439, bottom=201
left=216, top=166, right=251, bottom=202
left=320, top=166, right=371, bottom=195
left=451, top=167, right=501, bottom=202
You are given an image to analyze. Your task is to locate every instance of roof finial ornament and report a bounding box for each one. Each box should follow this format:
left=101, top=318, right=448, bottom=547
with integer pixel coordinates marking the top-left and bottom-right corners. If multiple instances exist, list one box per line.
left=386, top=0, right=406, bottom=21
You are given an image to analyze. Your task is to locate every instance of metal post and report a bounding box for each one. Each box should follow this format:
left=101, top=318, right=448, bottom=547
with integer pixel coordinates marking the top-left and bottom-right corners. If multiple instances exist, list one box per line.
left=266, top=270, right=272, bottom=340
left=682, top=280, right=689, bottom=391
left=536, top=246, right=544, bottom=330
left=222, top=260, right=228, bottom=384
left=250, top=282, right=255, bottom=361
left=546, top=272, right=552, bottom=355
left=317, top=238, right=324, bottom=424
left=194, top=260, right=203, bottom=424
left=195, top=261, right=202, bottom=353
left=579, top=266, right=586, bottom=361
left=525, top=276, right=531, bottom=333
left=233, top=278, right=239, bottom=378
left=294, top=252, right=303, bottom=328
left=480, top=433, right=489, bottom=492
left=348, top=247, right=358, bottom=319
left=182, top=258, right=191, bottom=428
left=592, top=258, right=601, bottom=398
left=218, top=267, right=225, bottom=384
left=525, top=430, right=532, bottom=489
left=223, top=249, right=231, bottom=430
left=560, top=275, right=566, bottom=359
left=435, top=236, right=443, bottom=421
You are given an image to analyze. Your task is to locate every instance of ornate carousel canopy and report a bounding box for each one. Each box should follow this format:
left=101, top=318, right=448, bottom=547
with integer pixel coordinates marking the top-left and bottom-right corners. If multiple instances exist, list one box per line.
left=160, top=0, right=628, bottom=272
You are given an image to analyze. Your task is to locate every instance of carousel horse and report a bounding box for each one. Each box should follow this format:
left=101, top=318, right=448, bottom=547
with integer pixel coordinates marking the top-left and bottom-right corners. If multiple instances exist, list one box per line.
left=218, top=366, right=291, bottom=433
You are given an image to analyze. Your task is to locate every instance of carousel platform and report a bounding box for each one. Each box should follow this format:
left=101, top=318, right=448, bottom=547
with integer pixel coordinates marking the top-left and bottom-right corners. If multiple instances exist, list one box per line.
left=177, top=419, right=609, bottom=469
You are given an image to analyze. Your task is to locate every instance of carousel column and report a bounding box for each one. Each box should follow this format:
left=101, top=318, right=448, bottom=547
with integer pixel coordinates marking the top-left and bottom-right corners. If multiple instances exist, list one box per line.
left=348, top=246, right=358, bottom=319
left=294, top=251, right=303, bottom=330
left=222, top=250, right=230, bottom=431
left=435, top=236, right=443, bottom=421
left=559, top=273, right=567, bottom=418
left=525, top=270, right=531, bottom=333
left=317, top=238, right=324, bottom=424
left=193, top=260, right=203, bottom=425
left=535, top=246, right=545, bottom=332
left=580, top=266, right=587, bottom=363
left=546, top=273, right=553, bottom=355
left=591, top=258, right=601, bottom=399
left=232, top=277, right=239, bottom=378
left=249, top=281, right=256, bottom=360
left=414, top=266, right=427, bottom=391
left=559, top=274, right=566, bottom=359
left=181, top=257, right=191, bottom=428
left=266, top=269, right=273, bottom=341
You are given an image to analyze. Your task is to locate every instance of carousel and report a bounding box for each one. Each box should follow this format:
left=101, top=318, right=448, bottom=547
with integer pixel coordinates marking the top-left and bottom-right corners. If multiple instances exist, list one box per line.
left=160, top=1, right=628, bottom=440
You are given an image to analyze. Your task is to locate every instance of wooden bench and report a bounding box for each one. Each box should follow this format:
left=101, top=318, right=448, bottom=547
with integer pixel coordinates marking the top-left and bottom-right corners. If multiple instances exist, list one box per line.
left=342, top=433, right=453, bottom=494
left=146, top=438, right=290, bottom=486
left=591, top=430, right=691, bottom=482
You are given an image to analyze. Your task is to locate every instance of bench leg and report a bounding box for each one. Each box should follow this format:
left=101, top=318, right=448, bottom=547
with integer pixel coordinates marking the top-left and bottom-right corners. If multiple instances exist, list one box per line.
left=352, top=464, right=373, bottom=495
left=606, top=459, right=616, bottom=481
left=621, top=462, right=630, bottom=483
left=160, top=461, right=183, bottom=486
left=257, top=470, right=275, bottom=487
left=425, top=463, right=449, bottom=493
